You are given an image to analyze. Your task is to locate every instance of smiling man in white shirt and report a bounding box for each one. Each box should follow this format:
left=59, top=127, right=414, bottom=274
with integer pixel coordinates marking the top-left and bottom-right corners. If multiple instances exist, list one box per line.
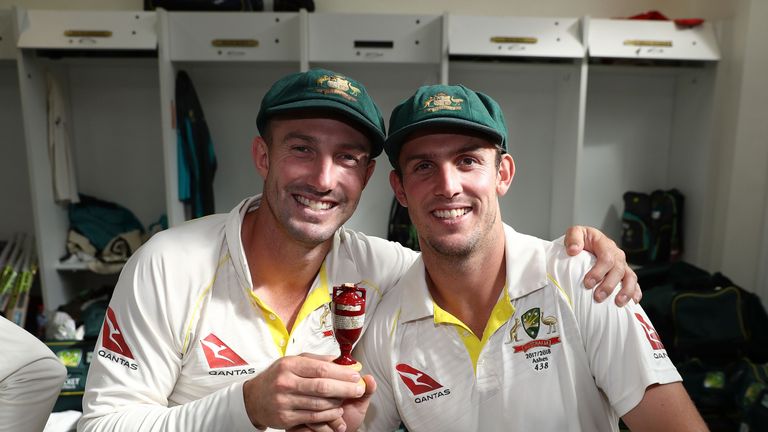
left=358, top=84, right=706, bottom=432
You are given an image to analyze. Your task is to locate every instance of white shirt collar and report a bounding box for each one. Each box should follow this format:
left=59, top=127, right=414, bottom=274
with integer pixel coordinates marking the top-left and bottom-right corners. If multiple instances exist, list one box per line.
left=399, top=224, right=549, bottom=323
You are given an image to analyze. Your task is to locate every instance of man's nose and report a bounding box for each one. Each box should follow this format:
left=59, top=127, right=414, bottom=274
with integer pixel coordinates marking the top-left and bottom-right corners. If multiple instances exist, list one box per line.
left=308, top=156, right=335, bottom=192
left=434, top=165, right=461, bottom=198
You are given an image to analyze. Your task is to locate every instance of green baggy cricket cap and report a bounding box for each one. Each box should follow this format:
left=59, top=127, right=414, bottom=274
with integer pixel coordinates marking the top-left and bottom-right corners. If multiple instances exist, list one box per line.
left=256, top=69, right=386, bottom=157
left=385, top=84, right=508, bottom=168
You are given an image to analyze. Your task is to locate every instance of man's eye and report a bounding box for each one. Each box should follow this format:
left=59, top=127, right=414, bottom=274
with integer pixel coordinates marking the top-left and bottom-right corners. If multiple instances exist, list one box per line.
left=459, top=157, right=477, bottom=166
left=291, top=146, right=311, bottom=154
left=338, top=154, right=361, bottom=166
left=414, top=162, right=432, bottom=171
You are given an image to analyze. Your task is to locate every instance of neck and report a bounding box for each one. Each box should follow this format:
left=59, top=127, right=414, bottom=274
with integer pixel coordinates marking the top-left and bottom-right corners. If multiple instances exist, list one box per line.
left=240, top=203, right=333, bottom=331
left=423, top=222, right=507, bottom=337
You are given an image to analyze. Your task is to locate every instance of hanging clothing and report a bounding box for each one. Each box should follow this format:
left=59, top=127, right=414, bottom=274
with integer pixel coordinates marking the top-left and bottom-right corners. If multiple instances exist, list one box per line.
left=47, top=71, right=79, bottom=204
left=175, top=70, right=217, bottom=219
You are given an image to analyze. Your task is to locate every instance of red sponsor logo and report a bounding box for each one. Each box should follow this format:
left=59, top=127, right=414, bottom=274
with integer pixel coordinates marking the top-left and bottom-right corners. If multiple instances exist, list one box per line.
left=395, top=364, right=443, bottom=396
left=101, top=307, right=134, bottom=359
left=635, top=313, right=665, bottom=350
left=200, top=334, right=248, bottom=368
left=513, top=336, right=561, bottom=353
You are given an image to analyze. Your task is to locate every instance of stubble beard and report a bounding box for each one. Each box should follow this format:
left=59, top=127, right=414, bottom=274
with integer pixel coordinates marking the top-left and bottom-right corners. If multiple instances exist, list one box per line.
left=264, top=184, right=347, bottom=248
left=421, top=206, right=499, bottom=262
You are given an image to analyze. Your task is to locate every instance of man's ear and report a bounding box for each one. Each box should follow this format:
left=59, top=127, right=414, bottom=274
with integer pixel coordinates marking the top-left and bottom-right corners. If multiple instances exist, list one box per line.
left=389, top=170, right=408, bottom=207
left=252, top=137, right=269, bottom=178
left=496, top=153, right=515, bottom=196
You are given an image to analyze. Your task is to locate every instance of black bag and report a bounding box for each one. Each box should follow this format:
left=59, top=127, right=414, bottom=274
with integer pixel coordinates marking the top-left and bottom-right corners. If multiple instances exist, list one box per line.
left=621, top=191, right=652, bottom=264
left=672, top=286, right=750, bottom=358
left=621, top=189, right=684, bottom=265
left=650, top=189, right=684, bottom=262
left=741, top=388, right=768, bottom=431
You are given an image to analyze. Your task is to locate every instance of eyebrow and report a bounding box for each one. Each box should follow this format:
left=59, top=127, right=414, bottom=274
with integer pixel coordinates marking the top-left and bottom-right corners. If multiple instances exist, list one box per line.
left=402, top=142, right=487, bottom=165
left=282, top=132, right=316, bottom=144
left=282, top=132, right=372, bottom=154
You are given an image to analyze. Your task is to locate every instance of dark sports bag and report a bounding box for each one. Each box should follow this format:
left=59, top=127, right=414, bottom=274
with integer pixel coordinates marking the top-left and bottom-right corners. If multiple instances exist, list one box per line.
left=621, top=191, right=652, bottom=264
left=740, top=388, right=768, bottom=431
left=622, top=189, right=684, bottom=265
left=672, top=286, right=749, bottom=357
left=650, top=188, right=684, bottom=262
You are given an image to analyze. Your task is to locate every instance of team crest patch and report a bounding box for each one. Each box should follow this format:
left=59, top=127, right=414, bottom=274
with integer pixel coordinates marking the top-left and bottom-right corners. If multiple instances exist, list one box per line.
left=521, top=307, right=541, bottom=339
left=315, top=75, right=360, bottom=101
left=511, top=307, right=561, bottom=372
left=421, top=92, right=463, bottom=113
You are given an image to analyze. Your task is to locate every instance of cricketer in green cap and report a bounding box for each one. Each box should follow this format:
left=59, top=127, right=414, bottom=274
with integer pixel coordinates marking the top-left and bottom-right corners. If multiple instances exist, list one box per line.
left=256, top=68, right=386, bottom=157
left=385, top=84, right=509, bottom=169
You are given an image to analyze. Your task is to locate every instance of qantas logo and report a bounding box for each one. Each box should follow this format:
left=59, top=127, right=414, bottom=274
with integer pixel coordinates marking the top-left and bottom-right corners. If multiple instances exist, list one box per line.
left=635, top=313, right=665, bottom=351
left=98, top=307, right=138, bottom=370
left=396, top=364, right=443, bottom=395
left=200, top=334, right=248, bottom=369
left=102, top=307, right=134, bottom=359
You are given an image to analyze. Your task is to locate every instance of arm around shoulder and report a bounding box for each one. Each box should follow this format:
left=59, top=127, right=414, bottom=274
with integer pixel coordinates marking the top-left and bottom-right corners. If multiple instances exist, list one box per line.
left=621, top=382, right=708, bottom=432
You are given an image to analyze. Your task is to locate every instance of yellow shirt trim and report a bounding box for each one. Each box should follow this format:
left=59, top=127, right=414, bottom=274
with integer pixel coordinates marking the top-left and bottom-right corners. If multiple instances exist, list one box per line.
left=433, top=287, right=514, bottom=372
left=547, top=273, right=573, bottom=309
left=182, top=254, right=231, bottom=355
left=248, top=263, right=331, bottom=356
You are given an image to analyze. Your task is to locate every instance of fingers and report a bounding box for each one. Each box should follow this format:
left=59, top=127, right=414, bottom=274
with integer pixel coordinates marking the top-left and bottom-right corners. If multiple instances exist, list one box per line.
left=361, top=375, right=377, bottom=398
left=614, top=267, right=640, bottom=307
left=583, top=249, right=615, bottom=290
left=294, top=376, right=365, bottom=399
left=564, top=225, right=587, bottom=256
left=243, top=356, right=364, bottom=430
left=289, top=356, right=362, bottom=383
left=285, top=394, right=344, bottom=411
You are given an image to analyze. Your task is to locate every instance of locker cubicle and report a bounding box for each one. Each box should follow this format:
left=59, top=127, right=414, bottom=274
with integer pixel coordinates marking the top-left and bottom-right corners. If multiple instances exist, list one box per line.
left=447, top=16, right=586, bottom=240
left=158, top=10, right=305, bottom=226
left=307, top=13, right=445, bottom=238
left=14, top=9, right=165, bottom=310
left=579, top=18, right=720, bottom=267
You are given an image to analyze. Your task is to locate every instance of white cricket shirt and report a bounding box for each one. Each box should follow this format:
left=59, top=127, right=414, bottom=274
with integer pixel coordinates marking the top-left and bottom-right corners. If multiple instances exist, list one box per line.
left=79, top=195, right=417, bottom=432
left=358, top=225, right=681, bottom=432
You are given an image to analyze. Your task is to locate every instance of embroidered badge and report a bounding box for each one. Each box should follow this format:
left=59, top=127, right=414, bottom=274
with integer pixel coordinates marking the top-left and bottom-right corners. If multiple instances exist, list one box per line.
left=513, top=307, right=561, bottom=372
left=315, top=75, right=361, bottom=101
left=421, top=92, right=464, bottom=113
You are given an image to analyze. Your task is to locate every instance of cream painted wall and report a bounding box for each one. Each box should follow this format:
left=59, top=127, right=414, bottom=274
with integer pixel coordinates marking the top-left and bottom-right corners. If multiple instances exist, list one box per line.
left=713, top=0, right=768, bottom=297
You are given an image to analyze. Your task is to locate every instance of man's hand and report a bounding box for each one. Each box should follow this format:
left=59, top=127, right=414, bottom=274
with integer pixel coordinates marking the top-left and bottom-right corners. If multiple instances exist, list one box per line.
left=243, top=353, right=366, bottom=431
left=564, top=225, right=640, bottom=306
left=290, top=375, right=377, bottom=432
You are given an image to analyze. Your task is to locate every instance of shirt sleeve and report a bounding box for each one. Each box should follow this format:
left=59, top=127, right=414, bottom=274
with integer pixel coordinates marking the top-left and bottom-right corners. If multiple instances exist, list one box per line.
left=355, top=304, right=402, bottom=432
left=78, top=239, right=259, bottom=432
left=0, top=316, right=67, bottom=432
left=552, top=250, right=682, bottom=417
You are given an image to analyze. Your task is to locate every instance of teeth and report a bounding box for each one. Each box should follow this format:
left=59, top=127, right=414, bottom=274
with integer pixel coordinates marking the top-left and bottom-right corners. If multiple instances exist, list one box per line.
left=433, top=208, right=469, bottom=219
left=296, top=195, right=333, bottom=210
